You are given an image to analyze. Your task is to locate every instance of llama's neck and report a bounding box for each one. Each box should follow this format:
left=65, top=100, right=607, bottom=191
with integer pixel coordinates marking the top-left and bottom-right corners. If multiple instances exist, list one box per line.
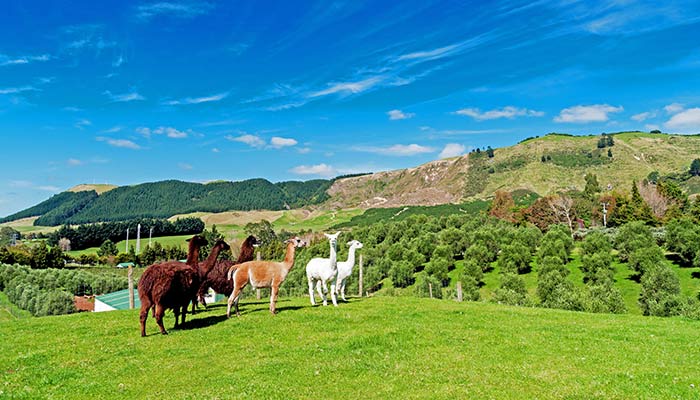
left=345, top=246, right=357, bottom=267
left=329, top=241, right=338, bottom=268
left=186, top=243, right=201, bottom=266
left=282, top=242, right=297, bottom=270
left=236, top=244, right=254, bottom=264
left=200, top=244, right=224, bottom=278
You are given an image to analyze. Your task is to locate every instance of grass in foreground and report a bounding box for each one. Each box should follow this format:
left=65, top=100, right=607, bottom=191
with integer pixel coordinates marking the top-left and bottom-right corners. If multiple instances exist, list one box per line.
left=1, top=297, right=699, bottom=399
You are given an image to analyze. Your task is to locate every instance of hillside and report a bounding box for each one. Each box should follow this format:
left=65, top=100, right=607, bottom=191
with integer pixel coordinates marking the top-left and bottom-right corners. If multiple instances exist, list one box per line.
left=1, top=179, right=333, bottom=226
left=1, top=297, right=698, bottom=399
left=327, top=132, right=700, bottom=208
left=5, top=131, right=700, bottom=225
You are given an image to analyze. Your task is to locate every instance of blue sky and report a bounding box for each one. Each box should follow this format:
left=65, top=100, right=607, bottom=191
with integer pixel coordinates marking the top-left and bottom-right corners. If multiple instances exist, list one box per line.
left=1, top=0, right=700, bottom=216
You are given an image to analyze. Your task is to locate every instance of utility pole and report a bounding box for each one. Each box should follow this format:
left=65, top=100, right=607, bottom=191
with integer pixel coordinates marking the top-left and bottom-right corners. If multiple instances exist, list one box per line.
left=136, top=224, right=141, bottom=255
left=125, top=228, right=129, bottom=253
left=149, top=227, right=154, bottom=247
left=601, top=202, right=609, bottom=227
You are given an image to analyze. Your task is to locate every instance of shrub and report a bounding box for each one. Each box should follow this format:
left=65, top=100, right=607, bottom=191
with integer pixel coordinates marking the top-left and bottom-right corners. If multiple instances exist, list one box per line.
left=414, top=272, right=442, bottom=299
left=628, top=246, right=665, bottom=276
left=614, top=221, right=654, bottom=262
left=497, top=243, right=531, bottom=274
left=585, top=280, right=627, bottom=314
left=460, top=259, right=484, bottom=284
left=493, top=273, right=530, bottom=307
left=389, top=261, right=415, bottom=288
left=639, top=265, right=682, bottom=317
left=459, top=276, right=481, bottom=301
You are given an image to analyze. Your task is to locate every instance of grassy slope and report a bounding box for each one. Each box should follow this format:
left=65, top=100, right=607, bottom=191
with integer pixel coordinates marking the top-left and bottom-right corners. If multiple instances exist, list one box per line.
left=1, top=297, right=699, bottom=399
left=0, top=292, right=31, bottom=322
left=486, top=132, right=700, bottom=197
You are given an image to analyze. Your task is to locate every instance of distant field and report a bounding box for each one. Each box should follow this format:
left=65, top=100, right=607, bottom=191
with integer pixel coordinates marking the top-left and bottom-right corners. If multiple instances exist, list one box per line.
left=0, top=292, right=31, bottom=322
left=1, top=297, right=699, bottom=399
left=66, top=234, right=194, bottom=257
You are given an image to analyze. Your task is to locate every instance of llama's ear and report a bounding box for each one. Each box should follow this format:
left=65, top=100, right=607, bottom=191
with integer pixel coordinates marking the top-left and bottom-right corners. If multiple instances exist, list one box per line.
left=323, top=233, right=331, bottom=239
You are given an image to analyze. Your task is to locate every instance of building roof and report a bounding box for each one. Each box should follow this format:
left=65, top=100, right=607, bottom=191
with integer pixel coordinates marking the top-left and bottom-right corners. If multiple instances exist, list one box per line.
left=95, top=288, right=141, bottom=310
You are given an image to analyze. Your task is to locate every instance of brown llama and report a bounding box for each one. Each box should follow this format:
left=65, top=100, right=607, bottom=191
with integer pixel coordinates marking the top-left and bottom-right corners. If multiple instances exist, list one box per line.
left=193, top=235, right=259, bottom=312
left=226, top=237, right=306, bottom=317
left=138, top=237, right=230, bottom=336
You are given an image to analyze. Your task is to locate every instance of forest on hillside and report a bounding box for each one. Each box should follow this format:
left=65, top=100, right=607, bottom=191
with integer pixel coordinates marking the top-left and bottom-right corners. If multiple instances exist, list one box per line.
left=0, top=179, right=333, bottom=226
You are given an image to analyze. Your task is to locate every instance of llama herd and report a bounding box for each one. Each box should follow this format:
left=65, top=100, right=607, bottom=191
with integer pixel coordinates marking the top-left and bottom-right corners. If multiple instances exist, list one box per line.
left=138, top=232, right=362, bottom=336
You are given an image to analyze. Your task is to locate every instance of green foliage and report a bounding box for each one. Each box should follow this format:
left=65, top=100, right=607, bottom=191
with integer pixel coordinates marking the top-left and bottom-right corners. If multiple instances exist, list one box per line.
left=0, top=227, right=21, bottom=246
left=47, top=217, right=204, bottom=251
left=585, top=279, right=626, bottom=314
left=537, top=239, right=568, bottom=265
left=29, top=242, right=65, bottom=269
left=459, top=276, right=481, bottom=301
left=579, top=231, right=611, bottom=257
left=464, top=243, right=493, bottom=271
left=639, top=265, right=683, bottom=317
left=334, top=201, right=489, bottom=228
left=0, top=191, right=98, bottom=224
left=414, top=272, right=443, bottom=298
left=690, top=159, right=700, bottom=177
left=583, top=173, right=601, bottom=198
left=97, top=240, right=118, bottom=257
left=0, top=263, right=128, bottom=316
left=580, top=252, right=613, bottom=283
left=614, top=221, right=654, bottom=262
left=664, top=218, right=700, bottom=267
left=34, top=191, right=99, bottom=226
left=389, top=261, right=415, bottom=288
left=493, top=273, right=530, bottom=306
left=548, top=150, right=612, bottom=168
left=497, top=243, right=531, bottom=274
left=460, top=259, right=484, bottom=284
left=628, top=246, right=665, bottom=276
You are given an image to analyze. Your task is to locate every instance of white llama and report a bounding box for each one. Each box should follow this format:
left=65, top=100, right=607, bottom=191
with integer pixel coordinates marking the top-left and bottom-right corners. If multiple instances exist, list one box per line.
left=305, top=232, right=340, bottom=306
left=335, top=240, right=363, bottom=301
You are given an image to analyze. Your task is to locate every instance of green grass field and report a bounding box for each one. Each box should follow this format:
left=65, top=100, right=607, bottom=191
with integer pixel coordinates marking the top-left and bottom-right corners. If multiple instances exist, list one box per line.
left=0, top=292, right=31, bottom=322
left=1, top=296, right=699, bottom=399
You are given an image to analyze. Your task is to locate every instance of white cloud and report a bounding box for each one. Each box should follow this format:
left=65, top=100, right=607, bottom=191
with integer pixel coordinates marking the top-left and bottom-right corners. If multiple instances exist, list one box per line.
left=104, top=91, right=145, bottom=102
left=136, top=126, right=188, bottom=138
left=226, top=134, right=265, bottom=148
left=664, top=103, right=684, bottom=115
left=136, top=2, right=214, bottom=20
left=0, top=86, right=38, bottom=95
left=75, top=119, right=92, bottom=129
left=455, top=106, right=544, bottom=121
left=0, top=54, right=51, bottom=67
left=102, top=126, right=123, bottom=133
left=395, top=33, right=494, bottom=62
left=290, top=163, right=336, bottom=177
left=163, top=92, right=228, bottom=105
left=387, top=109, right=415, bottom=120
left=67, top=158, right=83, bottom=166
left=178, top=162, right=193, bottom=170
left=664, top=108, right=700, bottom=133
left=297, top=147, right=312, bottom=154
left=270, top=136, right=298, bottom=148
left=439, top=143, right=466, bottom=159
left=309, top=77, right=383, bottom=98
left=631, top=111, right=656, bottom=122
left=354, top=143, right=435, bottom=156
left=9, top=180, right=33, bottom=188
left=554, top=104, right=623, bottom=123
left=211, top=148, right=220, bottom=153
left=96, top=137, right=141, bottom=149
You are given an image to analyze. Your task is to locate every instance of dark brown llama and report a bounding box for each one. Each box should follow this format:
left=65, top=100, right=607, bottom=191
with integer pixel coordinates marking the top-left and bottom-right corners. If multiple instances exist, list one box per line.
left=193, top=235, right=259, bottom=311
left=138, top=237, right=230, bottom=336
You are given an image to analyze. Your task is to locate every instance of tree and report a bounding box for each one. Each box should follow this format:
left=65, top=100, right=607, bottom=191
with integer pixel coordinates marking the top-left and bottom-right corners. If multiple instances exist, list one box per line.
left=0, top=227, right=20, bottom=246
left=389, top=261, right=415, bottom=288
left=97, top=239, right=118, bottom=257
left=497, top=243, right=531, bottom=274
left=614, top=221, right=654, bottom=262
left=639, top=265, right=682, bottom=317
left=486, top=146, right=494, bottom=158
left=493, top=273, right=530, bottom=306
left=548, top=194, right=575, bottom=233
left=691, top=159, right=700, bottom=176
left=58, top=238, right=71, bottom=252
left=606, top=135, right=614, bottom=147
left=489, top=191, right=516, bottom=222
left=584, top=173, right=601, bottom=198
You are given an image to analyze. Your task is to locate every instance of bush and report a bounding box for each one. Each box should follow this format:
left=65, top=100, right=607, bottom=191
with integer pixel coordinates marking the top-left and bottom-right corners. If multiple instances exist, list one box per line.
left=580, top=252, right=613, bottom=283
left=464, top=244, right=493, bottom=271
left=459, top=276, right=481, bottom=301
left=389, top=261, right=415, bottom=288
left=493, top=273, right=531, bottom=307
left=628, top=246, right=665, bottom=276
left=497, top=243, right=531, bottom=274
left=664, top=219, right=700, bottom=267
left=414, top=272, right=443, bottom=299
left=585, top=280, right=627, bottom=314
left=615, top=221, right=654, bottom=262
left=537, top=239, right=568, bottom=265
left=460, top=259, right=484, bottom=284
left=639, top=265, right=682, bottom=317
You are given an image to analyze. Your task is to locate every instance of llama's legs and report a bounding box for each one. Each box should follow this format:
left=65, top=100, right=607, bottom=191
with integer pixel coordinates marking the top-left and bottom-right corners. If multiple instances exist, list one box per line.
left=307, top=276, right=317, bottom=306
left=173, top=307, right=180, bottom=328
left=340, top=279, right=347, bottom=301
left=330, top=282, right=338, bottom=307
left=180, top=304, right=187, bottom=326
left=139, top=303, right=150, bottom=337
left=270, top=285, right=279, bottom=315
left=317, top=280, right=327, bottom=306
left=154, top=304, right=167, bottom=335
left=226, top=288, right=238, bottom=318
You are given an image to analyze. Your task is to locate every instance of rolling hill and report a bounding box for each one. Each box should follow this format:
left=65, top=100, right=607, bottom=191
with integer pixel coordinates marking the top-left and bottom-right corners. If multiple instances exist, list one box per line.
left=3, top=131, right=700, bottom=226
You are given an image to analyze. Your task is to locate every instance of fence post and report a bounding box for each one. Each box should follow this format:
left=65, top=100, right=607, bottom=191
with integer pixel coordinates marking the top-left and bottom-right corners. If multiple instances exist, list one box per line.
left=256, top=252, right=262, bottom=300
left=128, top=265, right=134, bottom=309
left=428, top=282, right=433, bottom=299
left=358, top=254, right=363, bottom=297
left=456, top=281, right=463, bottom=302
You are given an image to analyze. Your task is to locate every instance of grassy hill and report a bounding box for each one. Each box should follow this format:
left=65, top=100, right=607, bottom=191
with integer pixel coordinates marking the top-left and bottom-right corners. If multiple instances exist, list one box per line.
left=327, top=132, right=700, bottom=208
left=1, top=297, right=699, bottom=399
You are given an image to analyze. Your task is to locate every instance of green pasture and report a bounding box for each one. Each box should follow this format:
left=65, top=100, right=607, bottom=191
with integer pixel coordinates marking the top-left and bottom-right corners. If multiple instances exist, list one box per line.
left=1, top=296, right=699, bottom=399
